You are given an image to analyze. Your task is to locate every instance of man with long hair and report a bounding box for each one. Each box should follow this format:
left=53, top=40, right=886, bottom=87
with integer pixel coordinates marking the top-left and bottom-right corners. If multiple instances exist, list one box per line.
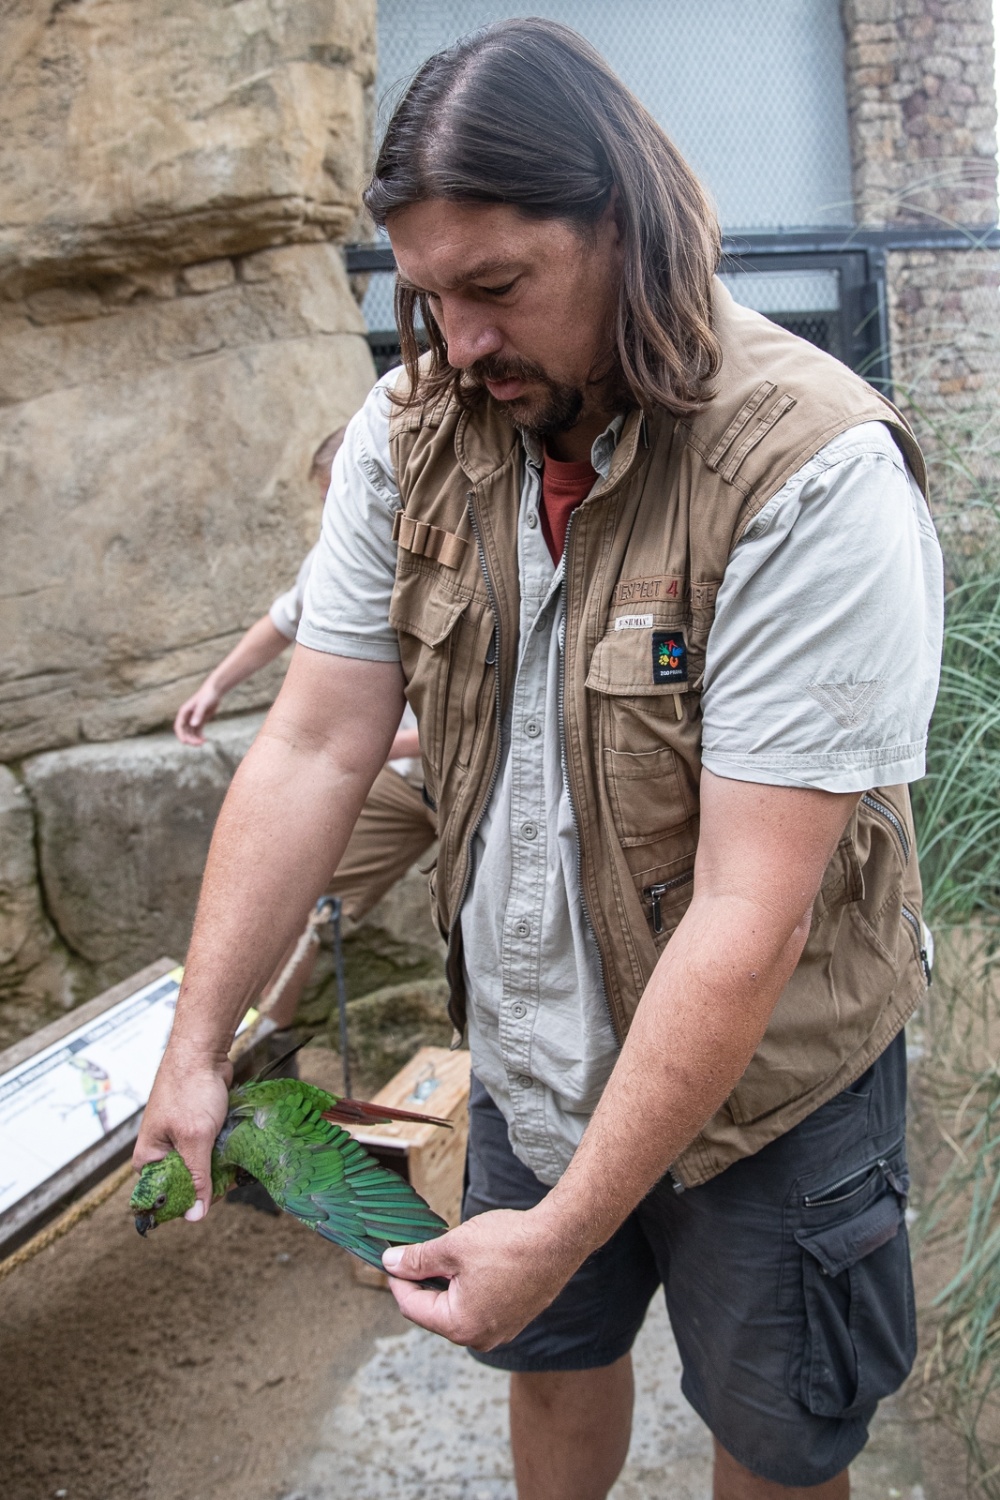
left=136, top=21, right=943, bottom=1498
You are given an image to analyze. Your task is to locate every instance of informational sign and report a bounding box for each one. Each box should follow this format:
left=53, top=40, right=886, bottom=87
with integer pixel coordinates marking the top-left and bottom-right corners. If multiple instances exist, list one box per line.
left=0, top=969, right=184, bottom=1217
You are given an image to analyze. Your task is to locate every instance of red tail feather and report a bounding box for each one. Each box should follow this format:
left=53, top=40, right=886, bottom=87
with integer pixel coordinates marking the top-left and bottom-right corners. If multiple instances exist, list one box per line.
left=322, top=1097, right=453, bottom=1130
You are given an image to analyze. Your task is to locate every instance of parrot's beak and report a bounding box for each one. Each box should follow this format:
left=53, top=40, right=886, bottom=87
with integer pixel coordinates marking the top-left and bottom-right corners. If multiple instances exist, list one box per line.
left=134, top=1211, right=156, bottom=1237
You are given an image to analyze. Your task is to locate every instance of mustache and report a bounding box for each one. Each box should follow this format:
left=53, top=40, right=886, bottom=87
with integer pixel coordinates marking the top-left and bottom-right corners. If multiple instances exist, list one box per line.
left=467, top=354, right=550, bottom=388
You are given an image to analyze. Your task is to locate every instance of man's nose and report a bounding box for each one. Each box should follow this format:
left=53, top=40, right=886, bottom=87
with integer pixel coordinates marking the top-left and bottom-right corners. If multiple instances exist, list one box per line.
left=438, top=303, right=503, bottom=369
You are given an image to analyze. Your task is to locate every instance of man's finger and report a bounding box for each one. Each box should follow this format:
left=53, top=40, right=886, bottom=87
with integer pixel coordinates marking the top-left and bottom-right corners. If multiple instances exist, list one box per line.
left=387, top=1276, right=456, bottom=1336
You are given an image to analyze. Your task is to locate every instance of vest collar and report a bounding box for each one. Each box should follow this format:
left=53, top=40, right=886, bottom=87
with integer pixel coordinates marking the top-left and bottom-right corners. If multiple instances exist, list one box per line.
left=455, top=398, right=645, bottom=492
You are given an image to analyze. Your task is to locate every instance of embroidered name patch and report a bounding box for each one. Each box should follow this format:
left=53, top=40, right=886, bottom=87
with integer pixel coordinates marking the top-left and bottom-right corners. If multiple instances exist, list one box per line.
left=612, top=575, right=683, bottom=606
left=652, top=630, right=688, bottom=685
left=614, top=613, right=654, bottom=631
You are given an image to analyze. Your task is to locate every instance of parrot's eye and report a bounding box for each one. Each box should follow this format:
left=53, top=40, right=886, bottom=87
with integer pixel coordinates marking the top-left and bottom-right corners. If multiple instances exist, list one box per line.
left=154, top=1194, right=167, bottom=1208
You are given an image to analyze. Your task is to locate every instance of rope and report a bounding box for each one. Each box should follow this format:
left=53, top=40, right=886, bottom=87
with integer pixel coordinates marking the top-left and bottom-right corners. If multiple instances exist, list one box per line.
left=0, top=1160, right=134, bottom=1285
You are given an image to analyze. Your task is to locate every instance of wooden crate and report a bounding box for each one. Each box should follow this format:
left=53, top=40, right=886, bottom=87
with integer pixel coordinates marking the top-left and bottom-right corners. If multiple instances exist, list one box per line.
left=342, top=1045, right=471, bottom=1287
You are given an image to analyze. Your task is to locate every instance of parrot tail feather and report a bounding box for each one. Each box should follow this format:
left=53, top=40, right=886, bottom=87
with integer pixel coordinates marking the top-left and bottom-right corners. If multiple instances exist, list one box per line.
left=321, top=1098, right=453, bottom=1130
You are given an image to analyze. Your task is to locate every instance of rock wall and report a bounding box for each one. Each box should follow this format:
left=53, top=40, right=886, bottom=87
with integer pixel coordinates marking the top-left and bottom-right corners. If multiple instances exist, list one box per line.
left=1, top=242, right=374, bottom=761
left=1, top=0, right=380, bottom=1037
left=0, top=0, right=376, bottom=293
left=842, top=0, right=1000, bottom=496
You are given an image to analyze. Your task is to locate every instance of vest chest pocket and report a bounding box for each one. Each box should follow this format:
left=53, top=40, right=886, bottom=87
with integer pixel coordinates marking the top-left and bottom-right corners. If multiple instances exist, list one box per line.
left=586, top=623, right=701, bottom=844
left=388, top=566, right=494, bottom=801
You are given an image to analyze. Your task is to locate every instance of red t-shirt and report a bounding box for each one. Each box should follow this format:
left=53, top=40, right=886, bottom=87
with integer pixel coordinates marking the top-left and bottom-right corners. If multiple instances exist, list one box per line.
left=540, top=451, right=597, bottom=563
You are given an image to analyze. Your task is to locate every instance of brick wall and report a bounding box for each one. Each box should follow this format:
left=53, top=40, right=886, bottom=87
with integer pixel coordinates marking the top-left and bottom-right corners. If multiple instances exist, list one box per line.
left=842, top=0, right=1000, bottom=503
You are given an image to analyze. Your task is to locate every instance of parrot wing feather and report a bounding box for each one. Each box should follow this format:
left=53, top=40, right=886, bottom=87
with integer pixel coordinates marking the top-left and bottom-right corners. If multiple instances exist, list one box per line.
left=222, top=1078, right=448, bottom=1271
left=321, top=1098, right=453, bottom=1130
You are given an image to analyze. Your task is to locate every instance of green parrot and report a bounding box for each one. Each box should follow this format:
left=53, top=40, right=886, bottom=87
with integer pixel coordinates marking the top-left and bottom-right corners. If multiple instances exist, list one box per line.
left=130, top=1076, right=451, bottom=1275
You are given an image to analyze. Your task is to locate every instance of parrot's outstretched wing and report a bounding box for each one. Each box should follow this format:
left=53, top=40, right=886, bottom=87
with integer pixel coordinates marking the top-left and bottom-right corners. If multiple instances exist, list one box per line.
left=223, top=1078, right=449, bottom=1270
left=281, top=1125, right=448, bottom=1269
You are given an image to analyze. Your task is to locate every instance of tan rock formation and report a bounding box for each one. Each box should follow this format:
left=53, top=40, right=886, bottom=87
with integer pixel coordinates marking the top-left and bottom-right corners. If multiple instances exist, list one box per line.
left=1, top=242, right=375, bottom=761
left=0, top=0, right=380, bottom=1039
left=22, top=713, right=266, bottom=991
left=0, top=765, right=74, bottom=1048
left=0, top=0, right=376, bottom=293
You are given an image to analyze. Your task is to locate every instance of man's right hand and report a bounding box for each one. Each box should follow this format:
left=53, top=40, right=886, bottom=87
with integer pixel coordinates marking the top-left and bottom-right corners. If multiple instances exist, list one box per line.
left=174, top=681, right=223, bottom=746
left=132, top=1042, right=232, bottom=1220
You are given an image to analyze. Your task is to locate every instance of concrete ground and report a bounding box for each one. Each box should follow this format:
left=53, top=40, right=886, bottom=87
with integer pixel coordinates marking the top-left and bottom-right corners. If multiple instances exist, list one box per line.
left=288, top=1296, right=926, bottom=1500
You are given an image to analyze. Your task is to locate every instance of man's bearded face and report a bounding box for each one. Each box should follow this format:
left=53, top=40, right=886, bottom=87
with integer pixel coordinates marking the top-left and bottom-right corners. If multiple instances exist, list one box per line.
left=467, top=354, right=584, bottom=437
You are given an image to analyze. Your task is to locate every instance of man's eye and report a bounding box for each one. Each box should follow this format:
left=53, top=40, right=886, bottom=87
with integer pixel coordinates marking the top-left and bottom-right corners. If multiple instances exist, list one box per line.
left=480, top=280, right=516, bottom=297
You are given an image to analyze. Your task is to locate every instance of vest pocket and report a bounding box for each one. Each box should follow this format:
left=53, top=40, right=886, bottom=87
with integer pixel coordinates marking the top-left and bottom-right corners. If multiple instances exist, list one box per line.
left=789, top=1149, right=915, bottom=1419
left=603, top=745, right=694, bottom=845
left=389, top=569, right=473, bottom=808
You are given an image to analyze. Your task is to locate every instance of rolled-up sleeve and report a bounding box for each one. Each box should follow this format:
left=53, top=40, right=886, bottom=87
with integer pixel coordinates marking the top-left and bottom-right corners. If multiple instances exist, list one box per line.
left=701, top=422, right=944, bottom=792
left=296, top=373, right=402, bottom=662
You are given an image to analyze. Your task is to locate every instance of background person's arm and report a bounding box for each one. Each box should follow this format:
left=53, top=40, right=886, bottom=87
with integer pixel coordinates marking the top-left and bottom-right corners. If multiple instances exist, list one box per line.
left=174, top=615, right=291, bottom=745
left=136, top=645, right=406, bottom=1215
left=384, top=769, right=859, bottom=1348
left=388, top=725, right=422, bottom=761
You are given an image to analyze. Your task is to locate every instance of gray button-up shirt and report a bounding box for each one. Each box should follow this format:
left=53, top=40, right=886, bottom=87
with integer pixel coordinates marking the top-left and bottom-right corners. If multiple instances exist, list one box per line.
left=462, top=424, right=623, bottom=1185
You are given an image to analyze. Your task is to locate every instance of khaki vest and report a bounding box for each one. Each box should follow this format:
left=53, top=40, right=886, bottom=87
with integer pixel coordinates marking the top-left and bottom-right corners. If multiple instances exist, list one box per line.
left=388, top=282, right=929, bottom=1187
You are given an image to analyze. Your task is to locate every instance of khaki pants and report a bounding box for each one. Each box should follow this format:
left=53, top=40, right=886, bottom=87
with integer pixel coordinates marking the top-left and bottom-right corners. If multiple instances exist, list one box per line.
left=327, top=765, right=438, bottom=923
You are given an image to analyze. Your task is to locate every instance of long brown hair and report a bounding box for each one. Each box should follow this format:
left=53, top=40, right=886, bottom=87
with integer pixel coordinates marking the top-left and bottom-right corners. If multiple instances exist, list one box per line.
left=364, top=18, right=721, bottom=417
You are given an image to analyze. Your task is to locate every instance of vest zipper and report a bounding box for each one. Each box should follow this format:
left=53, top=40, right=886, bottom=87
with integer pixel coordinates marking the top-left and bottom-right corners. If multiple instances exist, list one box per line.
left=450, top=497, right=505, bottom=943
left=557, top=509, right=619, bottom=1045
left=642, top=870, right=695, bottom=935
left=901, top=903, right=932, bottom=985
left=861, top=791, right=910, bottom=862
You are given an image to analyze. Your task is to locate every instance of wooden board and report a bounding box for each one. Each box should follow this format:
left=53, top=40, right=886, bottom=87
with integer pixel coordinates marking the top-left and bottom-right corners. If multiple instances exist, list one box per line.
left=0, top=960, right=282, bottom=1266
left=0, top=958, right=178, bottom=1258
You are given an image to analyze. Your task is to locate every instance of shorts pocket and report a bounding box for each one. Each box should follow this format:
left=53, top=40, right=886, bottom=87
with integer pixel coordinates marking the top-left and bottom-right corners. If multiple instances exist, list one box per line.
left=791, top=1161, right=916, bottom=1419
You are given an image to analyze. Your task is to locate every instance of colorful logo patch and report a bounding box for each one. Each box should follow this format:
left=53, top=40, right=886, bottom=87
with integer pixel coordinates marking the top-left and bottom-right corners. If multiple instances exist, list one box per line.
left=652, top=630, right=688, bottom=685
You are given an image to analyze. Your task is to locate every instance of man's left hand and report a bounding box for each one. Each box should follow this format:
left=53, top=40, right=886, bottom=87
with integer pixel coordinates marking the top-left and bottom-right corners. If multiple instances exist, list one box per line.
left=382, top=1208, right=581, bottom=1350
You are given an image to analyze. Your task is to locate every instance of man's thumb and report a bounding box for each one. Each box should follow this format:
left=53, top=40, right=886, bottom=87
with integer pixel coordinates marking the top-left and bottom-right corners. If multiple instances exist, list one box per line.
left=382, top=1239, right=438, bottom=1279
left=182, top=1145, right=214, bottom=1221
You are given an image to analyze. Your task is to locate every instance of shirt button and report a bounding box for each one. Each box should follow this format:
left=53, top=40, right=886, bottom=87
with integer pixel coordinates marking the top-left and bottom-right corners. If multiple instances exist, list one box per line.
left=511, top=1002, right=527, bottom=1019
left=514, top=918, right=531, bottom=938
left=524, top=718, right=541, bottom=738
left=526, top=510, right=538, bottom=529
left=520, top=820, right=538, bottom=842
left=516, top=1074, right=533, bottom=1089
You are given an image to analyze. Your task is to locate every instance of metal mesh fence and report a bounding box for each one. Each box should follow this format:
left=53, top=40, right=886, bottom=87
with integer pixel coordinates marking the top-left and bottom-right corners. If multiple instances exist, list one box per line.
left=372, top=0, right=855, bottom=231
left=362, top=1, right=863, bottom=369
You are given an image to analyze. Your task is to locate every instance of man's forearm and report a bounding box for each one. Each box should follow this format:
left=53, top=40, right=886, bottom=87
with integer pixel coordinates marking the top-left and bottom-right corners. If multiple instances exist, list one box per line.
left=537, top=892, right=811, bottom=1258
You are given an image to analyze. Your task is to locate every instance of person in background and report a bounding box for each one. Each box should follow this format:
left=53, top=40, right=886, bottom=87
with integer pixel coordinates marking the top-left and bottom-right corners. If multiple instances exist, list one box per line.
left=173, top=426, right=435, bottom=1031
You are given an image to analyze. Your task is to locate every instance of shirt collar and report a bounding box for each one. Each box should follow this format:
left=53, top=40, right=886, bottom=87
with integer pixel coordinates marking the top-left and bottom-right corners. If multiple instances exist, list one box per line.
left=522, top=414, right=625, bottom=479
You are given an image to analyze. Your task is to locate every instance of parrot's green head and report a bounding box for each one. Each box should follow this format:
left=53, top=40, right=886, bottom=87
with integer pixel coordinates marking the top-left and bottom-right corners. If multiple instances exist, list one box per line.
left=130, top=1152, right=197, bottom=1235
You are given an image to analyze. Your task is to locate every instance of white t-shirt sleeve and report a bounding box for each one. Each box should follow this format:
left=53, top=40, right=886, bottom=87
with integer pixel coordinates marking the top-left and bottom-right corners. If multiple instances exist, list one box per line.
left=701, top=421, right=944, bottom=792
left=296, top=373, right=402, bottom=662
left=268, top=545, right=318, bottom=641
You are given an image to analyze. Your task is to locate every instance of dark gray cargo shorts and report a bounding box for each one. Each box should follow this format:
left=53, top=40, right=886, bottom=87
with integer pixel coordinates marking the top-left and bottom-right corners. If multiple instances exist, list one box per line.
left=462, top=1031, right=915, bottom=1488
